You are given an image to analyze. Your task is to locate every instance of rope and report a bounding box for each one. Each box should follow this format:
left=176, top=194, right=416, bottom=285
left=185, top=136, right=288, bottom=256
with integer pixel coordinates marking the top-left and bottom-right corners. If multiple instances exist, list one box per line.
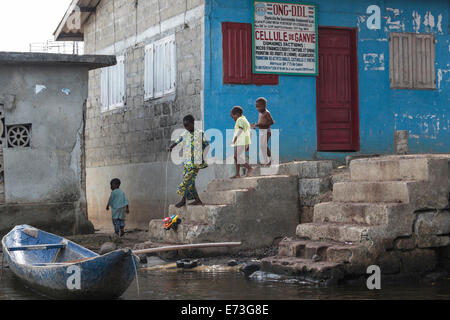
left=131, top=255, right=140, bottom=297
left=0, top=253, right=4, bottom=281
left=163, top=152, right=170, bottom=218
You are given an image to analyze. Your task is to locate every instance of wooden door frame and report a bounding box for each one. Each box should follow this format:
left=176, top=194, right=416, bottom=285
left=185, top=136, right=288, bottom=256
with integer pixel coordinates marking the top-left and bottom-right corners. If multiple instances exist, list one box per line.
left=316, top=26, right=360, bottom=152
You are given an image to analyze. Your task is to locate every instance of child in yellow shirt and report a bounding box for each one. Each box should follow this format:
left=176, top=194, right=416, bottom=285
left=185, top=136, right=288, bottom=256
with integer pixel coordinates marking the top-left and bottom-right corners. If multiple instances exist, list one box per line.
left=230, top=106, right=253, bottom=179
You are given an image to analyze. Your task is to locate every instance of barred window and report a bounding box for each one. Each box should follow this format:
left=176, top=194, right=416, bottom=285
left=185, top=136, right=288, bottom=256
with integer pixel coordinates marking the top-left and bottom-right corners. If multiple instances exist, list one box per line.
left=389, top=33, right=436, bottom=90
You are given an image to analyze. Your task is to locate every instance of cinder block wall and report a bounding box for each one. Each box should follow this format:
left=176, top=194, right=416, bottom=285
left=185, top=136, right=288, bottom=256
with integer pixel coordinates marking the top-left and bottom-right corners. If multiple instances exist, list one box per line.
left=83, top=0, right=205, bottom=230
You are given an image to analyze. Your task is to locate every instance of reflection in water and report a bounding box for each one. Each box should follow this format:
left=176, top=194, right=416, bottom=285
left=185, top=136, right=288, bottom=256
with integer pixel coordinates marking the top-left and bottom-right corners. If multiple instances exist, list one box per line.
left=1, top=268, right=450, bottom=300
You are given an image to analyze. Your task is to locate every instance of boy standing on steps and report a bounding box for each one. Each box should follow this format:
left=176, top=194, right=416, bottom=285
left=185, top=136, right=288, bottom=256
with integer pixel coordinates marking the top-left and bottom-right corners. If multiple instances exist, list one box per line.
left=106, top=178, right=129, bottom=237
left=252, top=97, right=274, bottom=166
left=168, top=115, right=210, bottom=208
left=230, top=106, right=253, bottom=179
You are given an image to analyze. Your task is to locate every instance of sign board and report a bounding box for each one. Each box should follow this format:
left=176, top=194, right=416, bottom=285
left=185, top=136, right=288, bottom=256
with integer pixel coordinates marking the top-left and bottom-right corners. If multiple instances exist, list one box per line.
left=253, top=1, right=318, bottom=76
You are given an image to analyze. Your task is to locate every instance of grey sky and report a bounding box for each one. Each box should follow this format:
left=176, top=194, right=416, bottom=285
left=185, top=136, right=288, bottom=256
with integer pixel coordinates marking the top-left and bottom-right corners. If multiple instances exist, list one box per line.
left=0, top=0, right=73, bottom=52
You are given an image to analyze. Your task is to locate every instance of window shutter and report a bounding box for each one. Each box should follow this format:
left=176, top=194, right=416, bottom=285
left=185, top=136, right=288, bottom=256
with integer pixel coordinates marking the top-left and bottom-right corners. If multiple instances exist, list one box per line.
left=163, top=35, right=176, bottom=95
left=389, top=33, right=413, bottom=89
left=253, top=74, right=279, bottom=86
left=118, top=55, right=125, bottom=106
left=390, top=32, right=436, bottom=90
left=170, top=37, right=177, bottom=93
left=154, top=41, right=165, bottom=98
left=144, top=44, right=154, bottom=99
left=101, top=68, right=109, bottom=111
left=222, top=22, right=253, bottom=84
left=222, top=22, right=278, bottom=85
left=413, top=34, right=436, bottom=89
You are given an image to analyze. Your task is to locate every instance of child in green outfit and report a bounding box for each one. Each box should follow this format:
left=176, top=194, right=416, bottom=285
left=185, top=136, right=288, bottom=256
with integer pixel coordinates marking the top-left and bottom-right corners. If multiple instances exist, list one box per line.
left=168, top=115, right=210, bottom=208
left=106, top=178, right=129, bottom=237
left=230, top=106, right=253, bottom=179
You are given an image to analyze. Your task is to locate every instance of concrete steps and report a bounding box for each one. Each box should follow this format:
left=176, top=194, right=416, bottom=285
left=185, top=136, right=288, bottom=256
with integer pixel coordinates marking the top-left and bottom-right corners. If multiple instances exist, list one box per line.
left=199, top=189, right=250, bottom=205
left=350, top=156, right=449, bottom=182
left=148, top=166, right=302, bottom=252
left=296, top=222, right=382, bottom=243
left=148, top=218, right=212, bottom=244
left=277, top=238, right=365, bottom=263
left=262, top=155, right=450, bottom=283
left=168, top=204, right=229, bottom=223
left=313, top=202, right=409, bottom=226
left=333, top=181, right=414, bottom=203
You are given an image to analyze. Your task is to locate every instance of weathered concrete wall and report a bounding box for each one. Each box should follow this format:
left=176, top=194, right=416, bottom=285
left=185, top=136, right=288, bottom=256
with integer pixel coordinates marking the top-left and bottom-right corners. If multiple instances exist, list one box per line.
left=87, top=162, right=234, bottom=230
left=83, top=0, right=206, bottom=229
left=0, top=63, right=94, bottom=236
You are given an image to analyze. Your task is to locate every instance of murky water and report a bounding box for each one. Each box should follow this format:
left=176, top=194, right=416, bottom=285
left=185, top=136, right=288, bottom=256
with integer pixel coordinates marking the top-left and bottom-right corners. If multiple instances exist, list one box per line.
left=2, top=267, right=450, bottom=300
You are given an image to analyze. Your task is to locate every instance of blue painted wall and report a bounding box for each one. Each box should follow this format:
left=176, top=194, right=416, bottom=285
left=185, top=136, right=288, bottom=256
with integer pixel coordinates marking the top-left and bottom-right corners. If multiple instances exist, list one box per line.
left=204, top=0, right=450, bottom=161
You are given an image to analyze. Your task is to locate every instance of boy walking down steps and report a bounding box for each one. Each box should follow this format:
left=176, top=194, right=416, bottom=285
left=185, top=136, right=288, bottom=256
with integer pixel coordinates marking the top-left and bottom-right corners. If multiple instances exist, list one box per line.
left=168, top=115, right=210, bottom=208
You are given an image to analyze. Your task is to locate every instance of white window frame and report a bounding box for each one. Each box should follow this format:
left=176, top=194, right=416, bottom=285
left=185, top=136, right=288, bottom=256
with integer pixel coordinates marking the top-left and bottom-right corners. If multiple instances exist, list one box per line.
left=101, top=55, right=126, bottom=112
left=144, top=35, right=177, bottom=100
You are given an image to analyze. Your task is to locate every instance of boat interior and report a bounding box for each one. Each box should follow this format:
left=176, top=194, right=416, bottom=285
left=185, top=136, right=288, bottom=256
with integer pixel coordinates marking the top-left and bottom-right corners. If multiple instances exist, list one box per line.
left=2, top=225, right=98, bottom=266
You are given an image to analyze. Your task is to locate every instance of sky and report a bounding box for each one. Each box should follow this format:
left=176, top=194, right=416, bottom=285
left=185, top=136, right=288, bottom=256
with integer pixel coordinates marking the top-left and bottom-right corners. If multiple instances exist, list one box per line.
left=0, top=0, right=73, bottom=52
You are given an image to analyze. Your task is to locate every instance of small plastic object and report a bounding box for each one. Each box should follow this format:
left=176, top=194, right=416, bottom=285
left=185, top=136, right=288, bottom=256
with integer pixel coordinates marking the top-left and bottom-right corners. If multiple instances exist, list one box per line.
left=163, top=215, right=181, bottom=231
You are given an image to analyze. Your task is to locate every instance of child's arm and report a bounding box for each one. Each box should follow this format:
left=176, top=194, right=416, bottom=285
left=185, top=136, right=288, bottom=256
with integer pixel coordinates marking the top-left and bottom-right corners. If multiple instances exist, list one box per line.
left=168, top=136, right=183, bottom=152
left=126, top=205, right=130, bottom=214
left=232, top=127, right=244, bottom=145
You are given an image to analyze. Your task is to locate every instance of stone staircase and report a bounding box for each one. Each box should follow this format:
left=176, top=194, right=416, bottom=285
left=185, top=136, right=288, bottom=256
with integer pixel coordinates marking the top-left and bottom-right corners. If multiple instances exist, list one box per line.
left=148, top=174, right=299, bottom=253
left=262, top=155, right=450, bottom=284
left=147, top=161, right=333, bottom=254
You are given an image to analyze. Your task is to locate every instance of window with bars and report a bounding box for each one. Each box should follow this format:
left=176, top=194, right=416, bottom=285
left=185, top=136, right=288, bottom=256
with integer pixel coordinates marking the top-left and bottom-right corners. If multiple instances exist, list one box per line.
left=144, top=35, right=177, bottom=100
left=222, top=22, right=279, bottom=86
left=389, top=33, right=436, bottom=90
left=101, top=55, right=126, bottom=111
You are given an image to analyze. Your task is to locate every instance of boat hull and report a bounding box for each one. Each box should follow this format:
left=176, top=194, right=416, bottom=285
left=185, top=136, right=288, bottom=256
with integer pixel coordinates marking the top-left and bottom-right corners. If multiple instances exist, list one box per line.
left=2, top=225, right=139, bottom=299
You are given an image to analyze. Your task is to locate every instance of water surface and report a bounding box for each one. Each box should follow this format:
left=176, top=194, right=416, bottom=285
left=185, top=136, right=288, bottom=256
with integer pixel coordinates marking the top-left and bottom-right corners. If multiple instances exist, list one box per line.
left=2, top=268, right=450, bottom=300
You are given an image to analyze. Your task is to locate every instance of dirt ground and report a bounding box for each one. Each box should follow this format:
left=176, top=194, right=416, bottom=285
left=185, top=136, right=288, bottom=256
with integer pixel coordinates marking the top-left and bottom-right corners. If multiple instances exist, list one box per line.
left=66, top=229, right=149, bottom=253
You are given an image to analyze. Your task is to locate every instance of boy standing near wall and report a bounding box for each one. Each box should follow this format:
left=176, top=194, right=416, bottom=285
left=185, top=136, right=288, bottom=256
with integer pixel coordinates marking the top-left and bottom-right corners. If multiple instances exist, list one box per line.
left=106, top=178, right=129, bottom=237
left=230, top=106, right=253, bottom=178
left=252, top=97, right=275, bottom=166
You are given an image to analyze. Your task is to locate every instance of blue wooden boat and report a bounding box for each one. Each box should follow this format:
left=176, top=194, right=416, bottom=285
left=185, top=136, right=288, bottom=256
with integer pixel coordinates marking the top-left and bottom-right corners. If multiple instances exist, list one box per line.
left=1, top=225, right=139, bottom=299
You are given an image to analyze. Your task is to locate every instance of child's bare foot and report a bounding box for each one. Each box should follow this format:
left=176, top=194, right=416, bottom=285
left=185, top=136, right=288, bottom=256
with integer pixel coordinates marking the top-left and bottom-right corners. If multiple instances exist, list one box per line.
left=189, top=200, right=203, bottom=206
left=175, top=198, right=186, bottom=208
left=230, top=175, right=240, bottom=179
left=245, top=167, right=254, bottom=177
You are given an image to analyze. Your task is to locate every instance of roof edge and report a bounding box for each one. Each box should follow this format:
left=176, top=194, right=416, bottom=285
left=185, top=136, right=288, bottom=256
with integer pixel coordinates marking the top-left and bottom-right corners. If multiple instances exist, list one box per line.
left=0, top=52, right=116, bottom=70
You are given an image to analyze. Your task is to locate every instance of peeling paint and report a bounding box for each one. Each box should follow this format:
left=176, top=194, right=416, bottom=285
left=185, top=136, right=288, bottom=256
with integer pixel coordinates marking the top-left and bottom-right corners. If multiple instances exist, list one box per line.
left=35, top=85, right=47, bottom=95
left=437, top=69, right=450, bottom=90
left=363, top=53, right=385, bottom=71
left=385, top=16, right=405, bottom=31
left=357, top=16, right=366, bottom=32
left=423, top=11, right=435, bottom=32
left=412, top=11, right=421, bottom=33
left=437, top=14, right=443, bottom=33
left=386, top=8, right=400, bottom=16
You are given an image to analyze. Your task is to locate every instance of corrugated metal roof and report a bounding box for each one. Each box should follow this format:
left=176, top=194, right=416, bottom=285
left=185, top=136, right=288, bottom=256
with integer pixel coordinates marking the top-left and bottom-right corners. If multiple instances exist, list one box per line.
left=54, top=0, right=102, bottom=41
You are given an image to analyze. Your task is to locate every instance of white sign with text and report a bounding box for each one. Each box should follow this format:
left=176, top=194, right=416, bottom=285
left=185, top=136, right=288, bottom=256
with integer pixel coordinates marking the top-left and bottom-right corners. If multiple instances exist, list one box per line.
left=253, top=1, right=317, bottom=75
